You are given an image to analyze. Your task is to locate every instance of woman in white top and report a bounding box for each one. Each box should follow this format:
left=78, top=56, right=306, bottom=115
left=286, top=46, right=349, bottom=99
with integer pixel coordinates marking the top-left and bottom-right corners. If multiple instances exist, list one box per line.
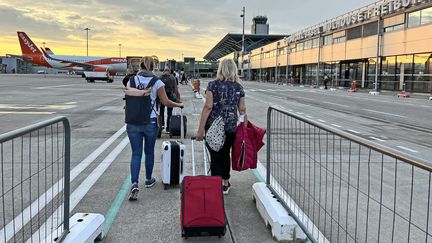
left=123, top=56, right=183, bottom=200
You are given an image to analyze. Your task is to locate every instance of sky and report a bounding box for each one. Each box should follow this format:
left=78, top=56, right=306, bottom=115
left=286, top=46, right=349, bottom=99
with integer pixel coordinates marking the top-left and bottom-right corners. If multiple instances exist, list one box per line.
left=0, top=0, right=378, bottom=60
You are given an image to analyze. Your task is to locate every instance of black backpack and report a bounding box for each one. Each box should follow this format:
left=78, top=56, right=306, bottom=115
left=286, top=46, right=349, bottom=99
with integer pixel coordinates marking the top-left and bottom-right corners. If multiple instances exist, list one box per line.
left=160, top=74, right=175, bottom=95
left=124, top=75, right=159, bottom=125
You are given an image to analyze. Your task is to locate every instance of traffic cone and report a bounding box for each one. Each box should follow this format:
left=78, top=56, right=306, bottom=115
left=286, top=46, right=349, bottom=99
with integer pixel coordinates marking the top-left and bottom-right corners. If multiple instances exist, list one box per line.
left=348, top=80, right=357, bottom=92
left=397, top=83, right=410, bottom=98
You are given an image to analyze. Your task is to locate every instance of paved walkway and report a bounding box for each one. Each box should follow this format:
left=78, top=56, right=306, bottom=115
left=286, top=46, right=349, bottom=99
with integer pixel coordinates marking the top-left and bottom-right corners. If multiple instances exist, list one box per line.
left=99, top=83, right=275, bottom=242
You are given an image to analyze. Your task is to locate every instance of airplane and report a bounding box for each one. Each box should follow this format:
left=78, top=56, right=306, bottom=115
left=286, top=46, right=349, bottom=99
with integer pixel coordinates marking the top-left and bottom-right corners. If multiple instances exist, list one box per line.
left=12, top=31, right=127, bottom=75
left=45, top=47, right=54, bottom=55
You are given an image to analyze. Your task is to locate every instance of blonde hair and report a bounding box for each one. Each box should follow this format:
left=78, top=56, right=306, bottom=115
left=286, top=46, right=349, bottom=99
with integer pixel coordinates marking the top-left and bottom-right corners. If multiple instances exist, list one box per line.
left=216, top=59, right=240, bottom=82
left=140, top=56, right=154, bottom=71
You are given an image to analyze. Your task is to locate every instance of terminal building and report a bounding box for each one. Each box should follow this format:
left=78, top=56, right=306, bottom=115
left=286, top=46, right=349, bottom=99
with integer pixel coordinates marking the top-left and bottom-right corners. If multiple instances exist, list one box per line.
left=206, top=0, right=432, bottom=93
left=159, top=58, right=218, bottom=78
left=246, top=0, right=432, bottom=93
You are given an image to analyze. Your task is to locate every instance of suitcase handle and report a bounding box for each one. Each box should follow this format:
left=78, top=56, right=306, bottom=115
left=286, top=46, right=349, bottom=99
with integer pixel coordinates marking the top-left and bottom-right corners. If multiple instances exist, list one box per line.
left=190, top=137, right=208, bottom=176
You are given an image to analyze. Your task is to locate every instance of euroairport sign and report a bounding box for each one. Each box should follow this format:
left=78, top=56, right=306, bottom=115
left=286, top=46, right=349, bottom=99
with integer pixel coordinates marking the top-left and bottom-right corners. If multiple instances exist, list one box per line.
left=285, top=0, right=432, bottom=43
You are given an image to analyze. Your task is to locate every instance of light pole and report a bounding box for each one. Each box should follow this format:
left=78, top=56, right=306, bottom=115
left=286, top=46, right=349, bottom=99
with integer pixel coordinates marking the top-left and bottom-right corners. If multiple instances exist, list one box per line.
left=240, top=6, right=245, bottom=78
left=371, top=17, right=382, bottom=95
left=84, top=27, right=90, bottom=56
left=118, top=44, right=122, bottom=57
left=316, top=33, right=322, bottom=87
left=284, top=38, right=289, bottom=84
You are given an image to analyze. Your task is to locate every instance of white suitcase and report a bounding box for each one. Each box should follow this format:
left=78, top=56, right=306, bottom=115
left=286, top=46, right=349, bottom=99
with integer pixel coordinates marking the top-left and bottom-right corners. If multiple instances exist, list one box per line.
left=161, top=141, right=185, bottom=189
left=161, top=108, right=185, bottom=190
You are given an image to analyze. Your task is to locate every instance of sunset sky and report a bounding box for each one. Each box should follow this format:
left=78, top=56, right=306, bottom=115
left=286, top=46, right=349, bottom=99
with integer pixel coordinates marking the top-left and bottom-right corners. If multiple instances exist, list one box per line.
left=0, top=0, right=376, bottom=60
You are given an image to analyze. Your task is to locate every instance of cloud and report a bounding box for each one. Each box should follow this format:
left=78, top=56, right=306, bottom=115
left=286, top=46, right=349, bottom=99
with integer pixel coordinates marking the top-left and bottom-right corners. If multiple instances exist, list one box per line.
left=0, top=0, right=378, bottom=59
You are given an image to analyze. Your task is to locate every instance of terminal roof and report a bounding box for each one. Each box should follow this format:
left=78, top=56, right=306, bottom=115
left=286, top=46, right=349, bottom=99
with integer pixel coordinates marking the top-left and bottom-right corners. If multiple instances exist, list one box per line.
left=203, top=33, right=287, bottom=61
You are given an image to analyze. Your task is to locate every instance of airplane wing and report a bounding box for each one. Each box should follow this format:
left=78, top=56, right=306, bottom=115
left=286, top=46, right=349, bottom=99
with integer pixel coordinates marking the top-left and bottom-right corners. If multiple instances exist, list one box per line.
left=41, top=48, right=94, bottom=70
left=6, top=54, right=24, bottom=59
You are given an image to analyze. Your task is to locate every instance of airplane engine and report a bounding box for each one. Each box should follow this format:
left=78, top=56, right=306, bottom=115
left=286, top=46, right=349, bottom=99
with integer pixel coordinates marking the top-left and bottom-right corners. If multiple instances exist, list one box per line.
left=92, top=67, right=109, bottom=72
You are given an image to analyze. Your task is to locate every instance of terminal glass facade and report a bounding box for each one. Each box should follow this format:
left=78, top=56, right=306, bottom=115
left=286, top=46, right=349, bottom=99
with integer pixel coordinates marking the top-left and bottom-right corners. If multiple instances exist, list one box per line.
left=245, top=2, right=432, bottom=93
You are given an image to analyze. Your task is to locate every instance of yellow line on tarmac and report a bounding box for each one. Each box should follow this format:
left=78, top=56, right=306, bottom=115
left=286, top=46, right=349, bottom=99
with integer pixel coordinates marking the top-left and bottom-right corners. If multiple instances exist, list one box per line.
left=0, top=111, right=55, bottom=115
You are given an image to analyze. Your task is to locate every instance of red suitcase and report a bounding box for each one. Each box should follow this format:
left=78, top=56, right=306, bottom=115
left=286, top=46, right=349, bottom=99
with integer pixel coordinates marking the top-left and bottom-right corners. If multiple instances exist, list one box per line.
left=180, top=138, right=226, bottom=238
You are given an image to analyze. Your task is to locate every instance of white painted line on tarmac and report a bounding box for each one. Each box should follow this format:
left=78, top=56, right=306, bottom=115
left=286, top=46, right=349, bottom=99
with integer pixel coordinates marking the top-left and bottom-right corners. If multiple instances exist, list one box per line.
left=0, top=125, right=126, bottom=242
left=370, top=136, right=386, bottom=142
left=317, top=119, right=326, bottom=123
left=65, top=102, right=77, bottom=105
left=397, top=146, right=419, bottom=153
left=331, top=124, right=342, bottom=128
left=305, top=115, right=314, bottom=118
left=0, top=111, right=55, bottom=115
left=348, top=129, right=360, bottom=134
left=323, top=101, right=349, bottom=108
left=33, top=84, right=77, bottom=89
left=26, top=137, right=130, bottom=242
left=362, top=109, right=406, bottom=118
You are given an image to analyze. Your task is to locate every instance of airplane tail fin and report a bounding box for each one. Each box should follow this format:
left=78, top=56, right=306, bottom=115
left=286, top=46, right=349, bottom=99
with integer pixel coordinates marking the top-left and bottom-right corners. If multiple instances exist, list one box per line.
left=45, top=47, right=54, bottom=55
left=17, top=32, right=42, bottom=55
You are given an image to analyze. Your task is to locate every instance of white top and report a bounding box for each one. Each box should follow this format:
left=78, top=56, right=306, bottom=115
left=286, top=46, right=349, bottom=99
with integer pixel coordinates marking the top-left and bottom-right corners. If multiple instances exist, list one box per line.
left=127, top=75, right=165, bottom=118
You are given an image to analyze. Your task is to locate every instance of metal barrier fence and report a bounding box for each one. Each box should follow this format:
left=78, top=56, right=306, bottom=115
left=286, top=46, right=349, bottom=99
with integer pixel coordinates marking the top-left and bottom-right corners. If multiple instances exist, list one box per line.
left=266, top=106, right=432, bottom=243
left=0, top=117, right=70, bottom=243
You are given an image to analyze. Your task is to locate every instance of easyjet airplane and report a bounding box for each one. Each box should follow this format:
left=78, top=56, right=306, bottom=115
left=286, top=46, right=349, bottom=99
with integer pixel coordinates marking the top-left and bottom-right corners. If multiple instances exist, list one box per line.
left=11, top=31, right=127, bottom=75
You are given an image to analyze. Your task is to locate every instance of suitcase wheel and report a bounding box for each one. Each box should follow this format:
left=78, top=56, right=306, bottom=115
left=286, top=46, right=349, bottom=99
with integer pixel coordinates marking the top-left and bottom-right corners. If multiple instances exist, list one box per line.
left=164, top=184, right=168, bottom=190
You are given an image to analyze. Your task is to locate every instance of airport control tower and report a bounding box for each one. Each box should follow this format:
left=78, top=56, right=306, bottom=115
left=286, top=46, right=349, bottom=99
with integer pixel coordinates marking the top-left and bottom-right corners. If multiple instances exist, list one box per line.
left=251, top=16, right=269, bottom=35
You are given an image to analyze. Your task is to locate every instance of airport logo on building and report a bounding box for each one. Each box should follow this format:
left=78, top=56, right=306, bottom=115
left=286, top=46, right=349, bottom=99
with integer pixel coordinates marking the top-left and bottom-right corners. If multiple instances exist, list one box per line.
left=286, top=0, right=432, bottom=43
left=19, top=33, right=38, bottom=54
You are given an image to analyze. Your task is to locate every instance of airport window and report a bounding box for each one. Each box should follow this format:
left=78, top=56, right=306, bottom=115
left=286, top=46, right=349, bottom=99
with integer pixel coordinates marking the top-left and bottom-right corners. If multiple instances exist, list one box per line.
left=408, top=10, right=421, bottom=27
left=323, top=35, right=333, bottom=46
left=278, top=47, right=286, bottom=56
left=414, top=54, right=431, bottom=78
left=384, top=24, right=405, bottom=32
left=347, top=26, right=362, bottom=40
left=270, top=50, right=276, bottom=57
left=333, top=36, right=346, bottom=44
left=297, top=42, right=304, bottom=51
left=312, top=38, right=319, bottom=48
left=304, top=40, right=312, bottom=50
left=422, top=7, right=432, bottom=25
left=363, top=21, right=378, bottom=37
left=381, top=56, right=397, bottom=90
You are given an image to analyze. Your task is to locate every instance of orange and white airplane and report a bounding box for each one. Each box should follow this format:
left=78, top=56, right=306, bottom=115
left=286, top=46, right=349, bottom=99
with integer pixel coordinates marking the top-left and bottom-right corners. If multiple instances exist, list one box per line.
left=11, top=31, right=127, bottom=75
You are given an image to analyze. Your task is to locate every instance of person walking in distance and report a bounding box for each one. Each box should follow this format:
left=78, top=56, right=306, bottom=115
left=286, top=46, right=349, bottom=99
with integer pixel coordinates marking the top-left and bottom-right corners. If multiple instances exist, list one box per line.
left=195, top=59, right=248, bottom=194
left=123, top=56, right=183, bottom=200
left=159, top=68, right=181, bottom=133
left=323, top=73, right=331, bottom=90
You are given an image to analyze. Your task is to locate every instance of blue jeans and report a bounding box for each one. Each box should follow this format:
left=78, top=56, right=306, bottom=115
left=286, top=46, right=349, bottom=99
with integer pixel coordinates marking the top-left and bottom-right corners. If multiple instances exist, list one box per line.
left=127, top=119, right=159, bottom=184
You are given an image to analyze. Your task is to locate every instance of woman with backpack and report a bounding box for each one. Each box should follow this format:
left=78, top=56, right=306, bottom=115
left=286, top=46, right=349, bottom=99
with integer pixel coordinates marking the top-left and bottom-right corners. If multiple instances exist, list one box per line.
left=195, top=59, right=248, bottom=194
left=123, top=56, right=183, bottom=200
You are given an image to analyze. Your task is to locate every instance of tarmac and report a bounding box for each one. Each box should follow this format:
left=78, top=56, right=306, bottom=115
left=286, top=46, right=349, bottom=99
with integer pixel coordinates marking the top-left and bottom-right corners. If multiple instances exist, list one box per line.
left=90, top=82, right=276, bottom=242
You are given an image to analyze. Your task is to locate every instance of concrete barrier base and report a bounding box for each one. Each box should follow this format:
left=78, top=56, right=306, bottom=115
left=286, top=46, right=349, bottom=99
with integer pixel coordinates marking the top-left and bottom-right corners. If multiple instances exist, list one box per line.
left=252, top=182, right=306, bottom=242
left=56, top=213, right=104, bottom=243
